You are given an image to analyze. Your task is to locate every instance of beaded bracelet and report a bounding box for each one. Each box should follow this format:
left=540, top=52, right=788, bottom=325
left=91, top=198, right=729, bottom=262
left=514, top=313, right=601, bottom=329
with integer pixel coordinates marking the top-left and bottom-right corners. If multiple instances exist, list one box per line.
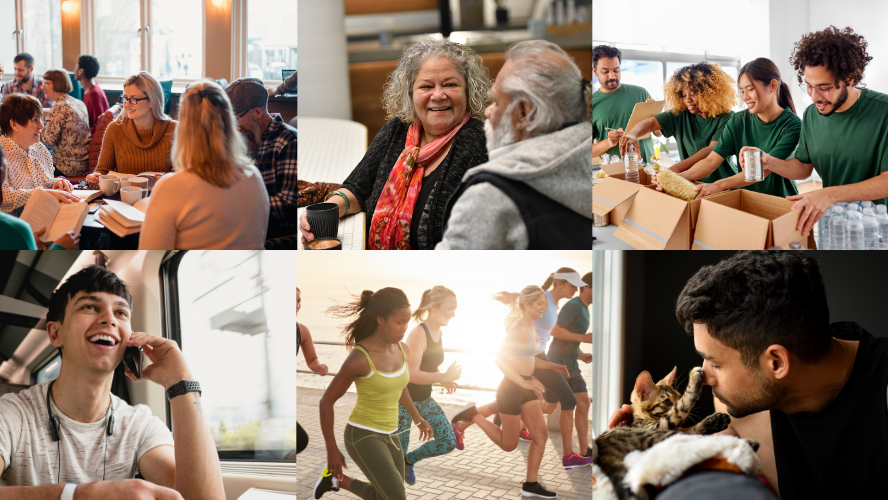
left=325, top=190, right=350, bottom=218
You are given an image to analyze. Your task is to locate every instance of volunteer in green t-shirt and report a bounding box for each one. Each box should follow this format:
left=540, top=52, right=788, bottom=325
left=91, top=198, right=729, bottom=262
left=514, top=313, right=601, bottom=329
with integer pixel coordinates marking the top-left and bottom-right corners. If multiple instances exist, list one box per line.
left=591, top=45, right=656, bottom=160
left=546, top=272, right=593, bottom=458
left=693, top=58, right=801, bottom=199
left=620, top=62, right=737, bottom=184
left=748, top=26, right=888, bottom=236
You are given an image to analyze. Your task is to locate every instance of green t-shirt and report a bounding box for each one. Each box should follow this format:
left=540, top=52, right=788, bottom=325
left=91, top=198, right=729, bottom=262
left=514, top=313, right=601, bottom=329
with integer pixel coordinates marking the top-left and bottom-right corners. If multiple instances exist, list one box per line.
left=592, top=83, right=655, bottom=160
left=545, top=297, right=589, bottom=374
left=712, top=107, right=801, bottom=198
left=0, top=212, right=66, bottom=250
left=795, top=87, right=888, bottom=205
left=654, top=109, right=737, bottom=183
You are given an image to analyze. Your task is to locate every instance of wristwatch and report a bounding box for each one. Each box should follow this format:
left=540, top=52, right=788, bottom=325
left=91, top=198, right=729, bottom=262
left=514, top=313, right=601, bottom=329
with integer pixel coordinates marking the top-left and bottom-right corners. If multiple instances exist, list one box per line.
left=61, top=482, right=78, bottom=500
left=166, top=380, right=202, bottom=400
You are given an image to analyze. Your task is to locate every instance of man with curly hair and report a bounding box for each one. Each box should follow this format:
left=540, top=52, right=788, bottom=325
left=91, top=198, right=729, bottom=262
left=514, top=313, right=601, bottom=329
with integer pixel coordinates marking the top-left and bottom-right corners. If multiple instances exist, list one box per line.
left=750, top=26, right=888, bottom=236
left=591, top=45, right=657, bottom=161
left=620, top=62, right=738, bottom=185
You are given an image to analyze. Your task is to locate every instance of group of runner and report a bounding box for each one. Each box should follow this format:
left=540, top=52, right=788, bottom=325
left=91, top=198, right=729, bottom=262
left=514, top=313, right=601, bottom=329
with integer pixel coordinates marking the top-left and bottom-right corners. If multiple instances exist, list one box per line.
left=297, top=269, right=593, bottom=499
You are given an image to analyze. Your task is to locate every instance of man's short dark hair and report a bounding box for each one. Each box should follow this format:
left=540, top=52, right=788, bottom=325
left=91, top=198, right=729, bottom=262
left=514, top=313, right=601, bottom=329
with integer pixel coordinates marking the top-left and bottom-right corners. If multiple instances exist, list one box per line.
left=581, top=272, right=592, bottom=287
left=77, top=54, right=100, bottom=79
left=14, top=53, right=34, bottom=68
left=790, top=26, right=873, bottom=86
left=675, top=251, right=832, bottom=369
left=47, top=266, right=132, bottom=324
left=593, top=45, right=622, bottom=67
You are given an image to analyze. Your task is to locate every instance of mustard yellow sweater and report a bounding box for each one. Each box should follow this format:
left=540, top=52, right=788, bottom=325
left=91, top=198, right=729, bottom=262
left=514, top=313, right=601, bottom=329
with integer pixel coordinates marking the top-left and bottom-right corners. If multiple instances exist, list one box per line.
left=95, top=117, right=177, bottom=175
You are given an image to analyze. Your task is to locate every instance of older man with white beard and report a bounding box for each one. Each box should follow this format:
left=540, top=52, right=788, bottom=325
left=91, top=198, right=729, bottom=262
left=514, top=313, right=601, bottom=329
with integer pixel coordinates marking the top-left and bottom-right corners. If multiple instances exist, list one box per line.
left=436, top=40, right=593, bottom=250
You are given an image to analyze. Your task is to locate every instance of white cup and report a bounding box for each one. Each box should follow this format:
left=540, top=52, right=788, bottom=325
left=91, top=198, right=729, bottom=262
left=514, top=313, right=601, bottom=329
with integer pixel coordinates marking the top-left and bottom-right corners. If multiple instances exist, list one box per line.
left=128, top=177, right=149, bottom=190
left=99, top=175, right=120, bottom=196
left=119, top=177, right=136, bottom=187
left=120, top=186, right=148, bottom=205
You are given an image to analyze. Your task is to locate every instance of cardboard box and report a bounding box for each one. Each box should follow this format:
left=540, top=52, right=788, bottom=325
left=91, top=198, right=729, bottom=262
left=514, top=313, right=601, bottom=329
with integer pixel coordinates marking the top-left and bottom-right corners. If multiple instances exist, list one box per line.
left=592, top=177, right=642, bottom=228
left=599, top=161, right=654, bottom=185
left=692, top=190, right=818, bottom=250
left=613, top=185, right=716, bottom=249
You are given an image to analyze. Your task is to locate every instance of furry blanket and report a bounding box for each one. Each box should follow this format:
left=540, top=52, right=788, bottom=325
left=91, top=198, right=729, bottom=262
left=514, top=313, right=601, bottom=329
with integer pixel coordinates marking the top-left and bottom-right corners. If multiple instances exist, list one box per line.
left=592, top=434, right=762, bottom=499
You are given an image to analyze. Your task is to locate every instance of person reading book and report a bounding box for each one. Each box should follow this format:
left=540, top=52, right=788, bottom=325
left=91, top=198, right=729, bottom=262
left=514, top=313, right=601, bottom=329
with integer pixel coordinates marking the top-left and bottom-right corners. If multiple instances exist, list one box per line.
left=0, top=144, right=78, bottom=249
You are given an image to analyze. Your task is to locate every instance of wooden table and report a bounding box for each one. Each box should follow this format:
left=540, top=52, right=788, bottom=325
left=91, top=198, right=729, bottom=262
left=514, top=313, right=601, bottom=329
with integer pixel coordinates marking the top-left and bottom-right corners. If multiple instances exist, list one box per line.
left=298, top=117, right=369, bottom=250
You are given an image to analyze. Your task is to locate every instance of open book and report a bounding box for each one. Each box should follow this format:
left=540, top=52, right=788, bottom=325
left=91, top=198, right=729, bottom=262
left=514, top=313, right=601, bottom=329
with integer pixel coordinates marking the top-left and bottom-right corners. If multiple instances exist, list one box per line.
left=19, top=188, right=89, bottom=242
left=96, top=199, right=150, bottom=238
left=72, top=189, right=102, bottom=202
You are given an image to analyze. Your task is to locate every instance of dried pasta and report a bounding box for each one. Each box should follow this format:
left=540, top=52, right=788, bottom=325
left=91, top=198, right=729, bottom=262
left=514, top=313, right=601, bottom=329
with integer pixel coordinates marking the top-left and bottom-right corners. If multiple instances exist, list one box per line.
left=657, top=170, right=697, bottom=201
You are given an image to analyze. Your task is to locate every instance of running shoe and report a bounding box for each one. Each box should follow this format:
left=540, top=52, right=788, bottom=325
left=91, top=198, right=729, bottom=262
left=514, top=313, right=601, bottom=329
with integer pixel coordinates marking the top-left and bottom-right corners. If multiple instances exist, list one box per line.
left=452, top=422, right=466, bottom=450
left=451, top=403, right=479, bottom=423
left=405, top=464, right=416, bottom=485
left=313, top=466, right=339, bottom=499
left=519, top=429, right=533, bottom=442
left=521, top=481, right=557, bottom=498
left=562, top=452, right=595, bottom=470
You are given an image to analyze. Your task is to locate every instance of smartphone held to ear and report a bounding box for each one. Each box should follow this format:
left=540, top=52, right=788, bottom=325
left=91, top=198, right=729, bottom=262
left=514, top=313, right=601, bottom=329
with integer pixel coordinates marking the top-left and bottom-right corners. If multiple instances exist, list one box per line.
left=124, top=346, right=144, bottom=380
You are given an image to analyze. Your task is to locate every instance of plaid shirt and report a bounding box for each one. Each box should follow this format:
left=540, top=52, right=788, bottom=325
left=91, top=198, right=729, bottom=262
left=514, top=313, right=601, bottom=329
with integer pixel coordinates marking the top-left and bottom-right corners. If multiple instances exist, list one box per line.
left=1, top=76, right=54, bottom=108
left=255, top=114, right=297, bottom=227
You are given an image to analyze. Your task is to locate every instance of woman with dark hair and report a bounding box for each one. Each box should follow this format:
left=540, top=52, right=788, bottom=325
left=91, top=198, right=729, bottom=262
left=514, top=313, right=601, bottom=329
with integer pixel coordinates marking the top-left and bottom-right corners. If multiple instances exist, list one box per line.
left=449, top=286, right=558, bottom=498
left=314, top=288, right=432, bottom=500
left=620, top=62, right=738, bottom=184
left=690, top=57, right=802, bottom=199
left=0, top=144, right=78, bottom=249
left=397, top=286, right=461, bottom=485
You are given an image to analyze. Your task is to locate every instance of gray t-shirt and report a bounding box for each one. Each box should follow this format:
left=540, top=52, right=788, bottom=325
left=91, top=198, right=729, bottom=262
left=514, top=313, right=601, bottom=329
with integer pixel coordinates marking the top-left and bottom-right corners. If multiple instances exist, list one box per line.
left=0, top=382, right=174, bottom=486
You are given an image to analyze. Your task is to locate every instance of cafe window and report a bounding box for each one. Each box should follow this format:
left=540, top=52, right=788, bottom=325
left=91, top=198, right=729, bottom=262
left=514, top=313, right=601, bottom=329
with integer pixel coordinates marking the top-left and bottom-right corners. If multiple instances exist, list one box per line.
left=620, top=59, right=664, bottom=101
left=0, top=0, right=16, bottom=77
left=247, top=0, right=297, bottom=82
left=94, top=0, right=204, bottom=80
left=0, top=0, right=63, bottom=78
left=163, top=251, right=296, bottom=461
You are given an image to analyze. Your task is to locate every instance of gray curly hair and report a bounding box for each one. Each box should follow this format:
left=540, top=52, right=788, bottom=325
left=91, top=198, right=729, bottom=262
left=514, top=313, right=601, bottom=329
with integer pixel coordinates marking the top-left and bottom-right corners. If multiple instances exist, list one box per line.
left=383, top=38, right=492, bottom=124
left=501, top=40, right=592, bottom=136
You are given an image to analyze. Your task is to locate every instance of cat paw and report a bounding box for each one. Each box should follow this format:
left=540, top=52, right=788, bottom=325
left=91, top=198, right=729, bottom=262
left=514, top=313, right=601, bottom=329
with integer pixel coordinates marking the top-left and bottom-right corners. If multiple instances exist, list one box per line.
left=745, top=439, right=760, bottom=453
left=700, top=412, right=731, bottom=434
left=689, top=367, right=704, bottom=392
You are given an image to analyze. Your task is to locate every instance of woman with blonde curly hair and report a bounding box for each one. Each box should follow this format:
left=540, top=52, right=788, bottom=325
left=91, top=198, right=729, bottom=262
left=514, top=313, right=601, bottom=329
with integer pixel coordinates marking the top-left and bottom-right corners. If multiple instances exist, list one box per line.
left=620, top=61, right=739, bottom=184
left=299, top=38, right=491, bottom=250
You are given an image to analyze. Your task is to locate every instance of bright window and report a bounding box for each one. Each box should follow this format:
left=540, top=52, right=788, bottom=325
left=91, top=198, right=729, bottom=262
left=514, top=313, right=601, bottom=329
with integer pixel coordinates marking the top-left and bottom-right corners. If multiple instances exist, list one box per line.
left=95, top=0, right=141, bottom=77
left=621, top=59, right=664, bottom=101
left=150, top=0, right=203, bottom=79
left=247, top=0, right=297, bottom=81
left=23, top=0, right=63, bottom=71
left=0, top=0, right=17, bottom=78
left=173, top=251, right=296, bottom=460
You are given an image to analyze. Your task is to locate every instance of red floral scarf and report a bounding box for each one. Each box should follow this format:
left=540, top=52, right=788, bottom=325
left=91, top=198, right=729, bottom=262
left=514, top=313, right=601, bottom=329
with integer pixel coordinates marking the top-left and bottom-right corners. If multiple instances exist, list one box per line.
left=368, top=114, right=470, bottom=250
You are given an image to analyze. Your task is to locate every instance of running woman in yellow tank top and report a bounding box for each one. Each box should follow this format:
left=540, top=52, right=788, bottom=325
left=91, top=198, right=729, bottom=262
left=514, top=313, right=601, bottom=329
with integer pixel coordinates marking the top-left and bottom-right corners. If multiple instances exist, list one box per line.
left=314, top=288, right=433, bottom=500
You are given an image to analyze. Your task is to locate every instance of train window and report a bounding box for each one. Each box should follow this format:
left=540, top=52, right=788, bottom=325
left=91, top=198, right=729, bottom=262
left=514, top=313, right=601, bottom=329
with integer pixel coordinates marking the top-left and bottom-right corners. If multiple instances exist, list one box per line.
left=163, top=251, right=296, bottom=461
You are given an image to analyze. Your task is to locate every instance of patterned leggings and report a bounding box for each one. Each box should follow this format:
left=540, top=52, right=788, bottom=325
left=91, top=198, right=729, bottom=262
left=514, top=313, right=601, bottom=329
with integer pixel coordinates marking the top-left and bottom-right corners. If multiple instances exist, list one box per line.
left=397, top=397, right=456, bottom=465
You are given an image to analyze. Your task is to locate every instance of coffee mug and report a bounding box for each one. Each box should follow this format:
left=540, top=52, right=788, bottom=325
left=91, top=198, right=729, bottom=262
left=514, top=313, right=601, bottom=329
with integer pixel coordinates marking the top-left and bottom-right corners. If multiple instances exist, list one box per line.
left=121, top=186, right=148, bottom=205
left=119, top=177, right=135, bottom=187
left=128, top=177, right=149, bottom=190
left=99, top=175, right=120, bottom=196
left=306, top=202, right=340, bottom=239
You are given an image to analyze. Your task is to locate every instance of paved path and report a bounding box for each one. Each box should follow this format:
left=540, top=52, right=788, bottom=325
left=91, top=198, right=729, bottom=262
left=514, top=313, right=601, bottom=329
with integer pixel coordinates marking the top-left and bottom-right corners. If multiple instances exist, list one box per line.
left=297, top=387, right=592, bottom=499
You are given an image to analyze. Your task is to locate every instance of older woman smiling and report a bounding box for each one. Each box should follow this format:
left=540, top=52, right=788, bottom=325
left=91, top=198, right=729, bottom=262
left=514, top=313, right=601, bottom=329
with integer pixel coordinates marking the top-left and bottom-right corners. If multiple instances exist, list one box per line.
left=300, top=39, right=491, bottom=250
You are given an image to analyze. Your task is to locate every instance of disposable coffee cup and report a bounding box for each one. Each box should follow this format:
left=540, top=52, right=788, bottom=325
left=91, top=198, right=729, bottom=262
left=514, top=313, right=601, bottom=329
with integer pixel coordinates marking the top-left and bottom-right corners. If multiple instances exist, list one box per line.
left=306, top=202, right=340, bottom=239
left=304, top=237, right=342, bottom=250
left=743, top=150, right=763, bottom=182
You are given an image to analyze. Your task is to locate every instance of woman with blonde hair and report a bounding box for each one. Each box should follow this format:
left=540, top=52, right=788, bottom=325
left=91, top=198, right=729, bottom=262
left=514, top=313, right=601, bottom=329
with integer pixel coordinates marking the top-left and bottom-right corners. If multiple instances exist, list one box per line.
left=40, top=69, right=90, bottom=176
left=395, top=286, right=461, bottom=485
left=300, top=38, right=491, bottom=250
left=449, top=286, right=558, bottom=498
left=87, top=71, right=177, bottom=180
left=140, top=80, right=269, bottom=249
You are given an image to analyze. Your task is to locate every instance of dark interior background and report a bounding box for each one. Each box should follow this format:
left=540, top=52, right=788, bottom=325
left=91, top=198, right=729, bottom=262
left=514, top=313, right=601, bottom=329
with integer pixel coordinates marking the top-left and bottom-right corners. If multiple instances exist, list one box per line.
left=621, top=251, right=888, bottom=425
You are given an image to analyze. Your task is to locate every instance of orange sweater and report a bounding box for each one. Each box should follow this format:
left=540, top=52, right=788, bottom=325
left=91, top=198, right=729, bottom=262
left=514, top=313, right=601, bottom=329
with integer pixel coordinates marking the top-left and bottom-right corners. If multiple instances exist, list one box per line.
left=95, top=117, right=177, bottom=175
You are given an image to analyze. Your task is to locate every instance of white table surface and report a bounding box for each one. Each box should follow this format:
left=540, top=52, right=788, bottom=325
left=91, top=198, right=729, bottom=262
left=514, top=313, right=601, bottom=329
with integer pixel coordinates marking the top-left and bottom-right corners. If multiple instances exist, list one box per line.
left=298, top=117, right=369, bottom=250
left=593, top=223, right=635, bottom=250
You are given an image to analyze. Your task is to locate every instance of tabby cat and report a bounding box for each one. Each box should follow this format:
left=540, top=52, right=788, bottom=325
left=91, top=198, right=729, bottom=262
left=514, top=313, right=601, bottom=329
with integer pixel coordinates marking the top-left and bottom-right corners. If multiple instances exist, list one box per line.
left=593, top=367, right=745, bottom=500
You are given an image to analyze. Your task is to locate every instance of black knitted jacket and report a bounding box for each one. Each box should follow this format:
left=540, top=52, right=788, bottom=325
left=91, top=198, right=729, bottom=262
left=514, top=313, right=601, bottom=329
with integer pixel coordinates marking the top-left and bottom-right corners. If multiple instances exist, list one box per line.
left=340, top=118, right=489, bottom=250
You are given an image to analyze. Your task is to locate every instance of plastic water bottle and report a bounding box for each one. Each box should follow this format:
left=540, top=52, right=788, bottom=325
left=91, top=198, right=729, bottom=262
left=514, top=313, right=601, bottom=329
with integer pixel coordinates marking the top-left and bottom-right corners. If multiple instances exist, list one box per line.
left=818, top=207, right=832, bottom=250
left=846, top=209, right=865, bottom=250
left=831, top=206, right=846, bottom=250
left=861, top=201, right=875, bottom=211
left=625, top=145, right=639, bottom=184
left=876, top=205, right=888, bottom=248
left=863, top=207, right=879, bottom=250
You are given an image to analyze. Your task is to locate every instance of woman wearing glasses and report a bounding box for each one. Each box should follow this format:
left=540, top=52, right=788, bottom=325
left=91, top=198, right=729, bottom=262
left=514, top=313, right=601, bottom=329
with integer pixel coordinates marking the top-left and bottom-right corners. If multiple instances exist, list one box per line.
left=0, top=93, right=79, bottom=216
left=87, top=71, right=177, bottom=181
left=671, top=58, right=801, bottom=199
